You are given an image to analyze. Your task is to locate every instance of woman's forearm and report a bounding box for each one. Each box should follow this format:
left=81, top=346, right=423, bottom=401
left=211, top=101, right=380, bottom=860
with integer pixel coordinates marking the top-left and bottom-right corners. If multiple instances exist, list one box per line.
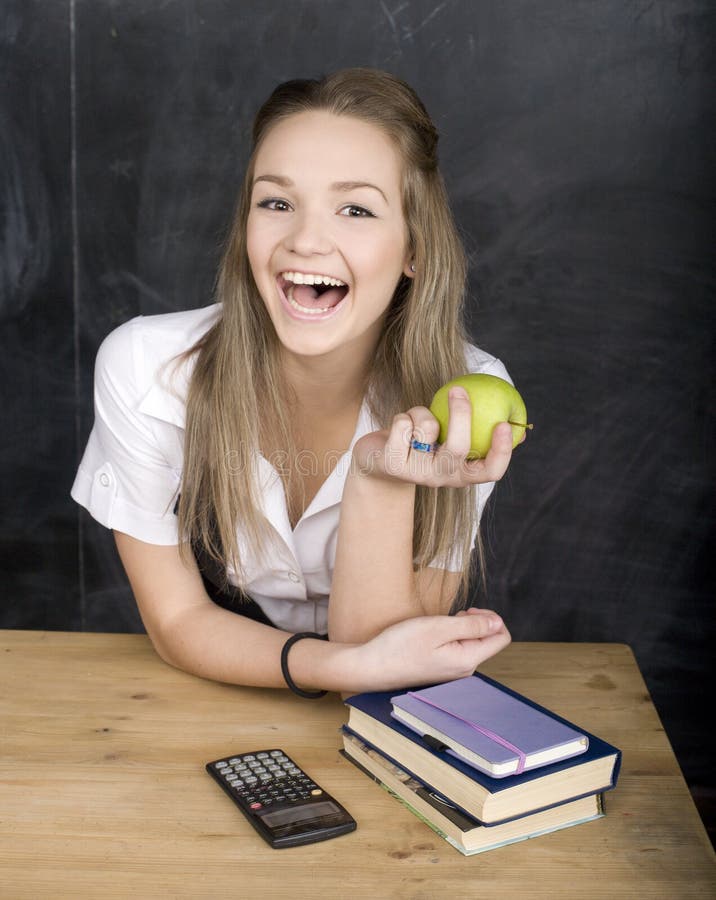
left=156, top=602, right=364, bottom=691
left=328, top=468, right=422, bottom=644
left=155, top=600, right=510, bottom=696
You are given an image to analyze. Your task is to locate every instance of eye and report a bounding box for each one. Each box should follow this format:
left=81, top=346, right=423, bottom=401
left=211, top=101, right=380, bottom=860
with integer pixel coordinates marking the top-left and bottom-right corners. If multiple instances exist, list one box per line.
left=257, top=198, right=292, bottom=212
left=339, top=204, right=375, bottom=218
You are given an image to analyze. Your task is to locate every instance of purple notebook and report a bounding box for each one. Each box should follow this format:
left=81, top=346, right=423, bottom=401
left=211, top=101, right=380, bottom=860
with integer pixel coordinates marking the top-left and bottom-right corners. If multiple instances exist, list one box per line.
left=391, top=676, right=589, bottom=778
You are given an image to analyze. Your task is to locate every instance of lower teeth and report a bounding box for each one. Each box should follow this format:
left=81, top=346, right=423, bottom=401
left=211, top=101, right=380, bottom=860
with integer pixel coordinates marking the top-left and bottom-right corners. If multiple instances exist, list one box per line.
left=290, top=298, right=330, bottom=314
left=286, top=284, right=336, bottom=315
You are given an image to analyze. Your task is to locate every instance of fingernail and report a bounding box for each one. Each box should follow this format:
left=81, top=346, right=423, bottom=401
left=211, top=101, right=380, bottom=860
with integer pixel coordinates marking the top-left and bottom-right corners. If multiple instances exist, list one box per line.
left=449, top=386, right=469, bottom=401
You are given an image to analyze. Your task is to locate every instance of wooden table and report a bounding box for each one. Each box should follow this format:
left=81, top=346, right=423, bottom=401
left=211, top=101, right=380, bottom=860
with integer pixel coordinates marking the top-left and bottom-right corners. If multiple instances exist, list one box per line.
left=1, top=632, right=713, bottom=899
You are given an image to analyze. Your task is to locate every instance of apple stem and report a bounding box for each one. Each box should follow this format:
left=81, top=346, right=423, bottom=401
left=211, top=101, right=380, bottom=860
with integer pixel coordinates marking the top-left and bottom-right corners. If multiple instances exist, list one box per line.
left=508, top=421, right=534, bottom=429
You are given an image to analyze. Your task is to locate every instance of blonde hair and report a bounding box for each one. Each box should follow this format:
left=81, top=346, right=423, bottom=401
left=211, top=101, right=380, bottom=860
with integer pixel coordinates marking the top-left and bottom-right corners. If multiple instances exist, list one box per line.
left=179, top=68, right=480, bottom=608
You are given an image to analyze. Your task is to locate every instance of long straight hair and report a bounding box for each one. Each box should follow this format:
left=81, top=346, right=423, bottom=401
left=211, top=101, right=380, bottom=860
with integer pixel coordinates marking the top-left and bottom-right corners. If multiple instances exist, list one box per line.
left=178, top=69, right=481, bottom=606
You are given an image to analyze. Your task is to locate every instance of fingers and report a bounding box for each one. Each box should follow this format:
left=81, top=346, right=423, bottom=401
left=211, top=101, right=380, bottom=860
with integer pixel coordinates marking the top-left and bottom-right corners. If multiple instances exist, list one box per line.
left=381, top=413, right=413, bottom=476
left=381, top=406, right=441, bottom=477
left=440, top=387, right=472, bottom=458
left=452, top=610, right=511, bottom=656
left=483, top=421, right=514, bottom=479
left=463, top=421, right=513, bottom=483
left=437, top=609, right=511, bottom=672
left=465, top=625, right=512, bottom=658
left=361, top=612, right=511, bottom=690
left=431, top=388, right=513, bottom=485
left=359, top=397, right=514, bottom=487
left=404, top=405, right=441, bottom=476
left=406, top=406, right=440, bottom=448
left=439, top=609, right=505, bottom=641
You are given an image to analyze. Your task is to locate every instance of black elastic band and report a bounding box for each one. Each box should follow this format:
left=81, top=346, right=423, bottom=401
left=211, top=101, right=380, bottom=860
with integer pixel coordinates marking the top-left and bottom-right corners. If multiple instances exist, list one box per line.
left=280, top=632, right=328, bottom=699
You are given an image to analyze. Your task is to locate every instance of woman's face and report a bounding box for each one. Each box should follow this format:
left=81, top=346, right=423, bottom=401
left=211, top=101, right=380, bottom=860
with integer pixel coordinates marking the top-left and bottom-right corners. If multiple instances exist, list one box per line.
left=246, top=111, right=413, bottom=362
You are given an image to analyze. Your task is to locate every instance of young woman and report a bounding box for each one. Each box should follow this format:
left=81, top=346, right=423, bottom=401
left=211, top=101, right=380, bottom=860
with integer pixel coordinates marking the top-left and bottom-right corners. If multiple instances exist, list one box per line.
left=72, top=69, right=518, bottom=697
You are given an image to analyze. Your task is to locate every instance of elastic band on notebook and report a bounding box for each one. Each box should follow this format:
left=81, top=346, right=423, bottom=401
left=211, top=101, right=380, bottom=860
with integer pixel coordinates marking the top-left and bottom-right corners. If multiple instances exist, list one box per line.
left=407, top=691, right=528, bottom=775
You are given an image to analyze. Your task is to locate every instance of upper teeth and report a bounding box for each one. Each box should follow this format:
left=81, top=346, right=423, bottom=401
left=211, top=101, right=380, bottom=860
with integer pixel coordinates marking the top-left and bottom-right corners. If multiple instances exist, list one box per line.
left=282, top=271, right=346, bottom=287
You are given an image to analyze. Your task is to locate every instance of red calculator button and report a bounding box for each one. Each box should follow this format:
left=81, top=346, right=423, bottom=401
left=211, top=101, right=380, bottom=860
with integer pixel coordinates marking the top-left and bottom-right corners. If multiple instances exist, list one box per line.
left=250, top=802, right=262, bottom=810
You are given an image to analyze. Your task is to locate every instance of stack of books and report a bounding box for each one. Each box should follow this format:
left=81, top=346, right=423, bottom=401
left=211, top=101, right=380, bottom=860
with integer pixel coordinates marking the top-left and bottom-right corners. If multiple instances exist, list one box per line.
left=341, top=673, right=621, bottom=856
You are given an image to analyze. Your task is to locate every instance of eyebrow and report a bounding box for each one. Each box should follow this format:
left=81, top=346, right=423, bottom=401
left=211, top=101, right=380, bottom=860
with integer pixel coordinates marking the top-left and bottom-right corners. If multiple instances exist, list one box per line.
left=253, top=174, right=388, bottom=204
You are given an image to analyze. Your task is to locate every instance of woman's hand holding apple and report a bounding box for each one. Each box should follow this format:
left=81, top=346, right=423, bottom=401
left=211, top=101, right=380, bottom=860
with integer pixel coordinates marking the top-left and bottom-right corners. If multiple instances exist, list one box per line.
left=352, top=386, right=515, bottom=487
left=430, top=373, right=532, bottom=458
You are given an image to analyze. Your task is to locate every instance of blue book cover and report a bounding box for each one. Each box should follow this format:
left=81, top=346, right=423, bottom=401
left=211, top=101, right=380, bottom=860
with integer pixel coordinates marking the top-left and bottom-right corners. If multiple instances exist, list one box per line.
left=343, top=673, right=621, bottom=823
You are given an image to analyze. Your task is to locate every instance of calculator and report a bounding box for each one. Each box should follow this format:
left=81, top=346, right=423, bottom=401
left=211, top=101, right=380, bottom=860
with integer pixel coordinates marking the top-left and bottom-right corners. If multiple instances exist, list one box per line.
left=206, top=749, right=356, bottom=848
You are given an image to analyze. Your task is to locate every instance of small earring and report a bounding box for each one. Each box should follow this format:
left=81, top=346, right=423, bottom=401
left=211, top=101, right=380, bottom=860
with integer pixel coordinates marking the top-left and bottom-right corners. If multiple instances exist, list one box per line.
left=410, top=263, right=416, bottom=273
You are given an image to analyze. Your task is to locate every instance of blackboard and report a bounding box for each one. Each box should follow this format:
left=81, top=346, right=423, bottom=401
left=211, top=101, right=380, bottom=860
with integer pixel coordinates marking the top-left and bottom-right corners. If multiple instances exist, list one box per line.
left=1, top=0, right=713, bottom=838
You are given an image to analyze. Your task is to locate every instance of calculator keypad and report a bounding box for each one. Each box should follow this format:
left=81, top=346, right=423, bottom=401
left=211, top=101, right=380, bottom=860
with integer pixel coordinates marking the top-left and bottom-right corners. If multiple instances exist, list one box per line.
left=213, top=751, right=323, bottom=809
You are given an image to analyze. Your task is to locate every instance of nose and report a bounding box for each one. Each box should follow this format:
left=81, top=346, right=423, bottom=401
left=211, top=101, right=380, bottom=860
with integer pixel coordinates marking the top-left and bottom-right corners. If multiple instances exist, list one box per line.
left=283, top=209, right=333, bottom=257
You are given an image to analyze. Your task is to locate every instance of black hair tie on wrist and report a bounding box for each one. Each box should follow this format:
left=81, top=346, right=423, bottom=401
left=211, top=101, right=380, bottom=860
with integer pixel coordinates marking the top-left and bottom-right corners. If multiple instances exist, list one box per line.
left=280, top=632, right=328, bottom=699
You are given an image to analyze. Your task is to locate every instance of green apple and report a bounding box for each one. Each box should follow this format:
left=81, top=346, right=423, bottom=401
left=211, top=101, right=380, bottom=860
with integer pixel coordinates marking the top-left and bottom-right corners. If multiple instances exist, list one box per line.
left=429, top=373, right=532, bottom=459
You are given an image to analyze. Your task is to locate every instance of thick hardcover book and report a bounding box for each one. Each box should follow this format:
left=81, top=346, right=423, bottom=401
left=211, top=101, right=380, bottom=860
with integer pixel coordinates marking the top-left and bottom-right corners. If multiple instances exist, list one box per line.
left=391, top=675, right=588, bottom=777
left=341, top=732, right=605, bottom=856
left=344, top=673, right=621, bottom=825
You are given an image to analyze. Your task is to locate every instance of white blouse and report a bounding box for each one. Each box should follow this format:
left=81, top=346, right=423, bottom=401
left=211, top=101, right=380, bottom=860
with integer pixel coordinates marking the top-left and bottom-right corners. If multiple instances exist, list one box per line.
left=71, top=303, right=511, bottom=633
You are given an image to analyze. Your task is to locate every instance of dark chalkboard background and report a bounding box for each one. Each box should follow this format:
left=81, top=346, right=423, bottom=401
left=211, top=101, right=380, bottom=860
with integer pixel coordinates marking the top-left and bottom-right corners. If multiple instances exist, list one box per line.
left=2, top=0, right=714, bottom=839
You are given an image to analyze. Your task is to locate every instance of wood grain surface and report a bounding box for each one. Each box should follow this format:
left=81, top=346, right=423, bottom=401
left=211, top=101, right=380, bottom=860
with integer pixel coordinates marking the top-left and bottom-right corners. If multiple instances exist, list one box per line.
left=1, top=632, right=713, bottom=899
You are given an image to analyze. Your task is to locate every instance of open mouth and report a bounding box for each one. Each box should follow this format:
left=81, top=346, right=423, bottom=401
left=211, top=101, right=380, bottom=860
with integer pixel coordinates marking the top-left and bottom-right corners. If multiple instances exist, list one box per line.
left=278, top=271, right=349, bottom=317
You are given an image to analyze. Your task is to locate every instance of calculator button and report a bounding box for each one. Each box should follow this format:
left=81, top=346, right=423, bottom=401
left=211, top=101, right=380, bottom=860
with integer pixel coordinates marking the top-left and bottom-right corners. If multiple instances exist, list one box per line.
left=243, top=755, right=256, bottom=761
left=311, top=789, right=323, bottom=796
left=256, top=752, right=269, bottom=759
left=229, top=757, right=242, bottom=765
left=250, top=802, right=262, bottom=810
left=269, top=750, right=283, bottom=757
left=215, top=762, right=229, bottom=769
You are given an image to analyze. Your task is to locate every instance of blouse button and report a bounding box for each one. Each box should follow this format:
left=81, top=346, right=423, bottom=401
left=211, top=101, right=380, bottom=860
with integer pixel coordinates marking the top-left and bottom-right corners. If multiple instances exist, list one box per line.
left=287, top=571, right=301, bottom=583
left=99, top=473, right=111, bottom=487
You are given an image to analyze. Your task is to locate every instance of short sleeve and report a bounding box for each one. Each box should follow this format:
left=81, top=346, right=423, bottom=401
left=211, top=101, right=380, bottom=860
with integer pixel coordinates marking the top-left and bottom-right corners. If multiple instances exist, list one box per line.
left=70, top=319, right=182, bottom=545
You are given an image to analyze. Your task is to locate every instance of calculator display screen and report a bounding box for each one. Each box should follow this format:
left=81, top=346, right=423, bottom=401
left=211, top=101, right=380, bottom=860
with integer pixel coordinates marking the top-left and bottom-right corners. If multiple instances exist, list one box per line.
left=260, top=801, right=340, bottom=829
